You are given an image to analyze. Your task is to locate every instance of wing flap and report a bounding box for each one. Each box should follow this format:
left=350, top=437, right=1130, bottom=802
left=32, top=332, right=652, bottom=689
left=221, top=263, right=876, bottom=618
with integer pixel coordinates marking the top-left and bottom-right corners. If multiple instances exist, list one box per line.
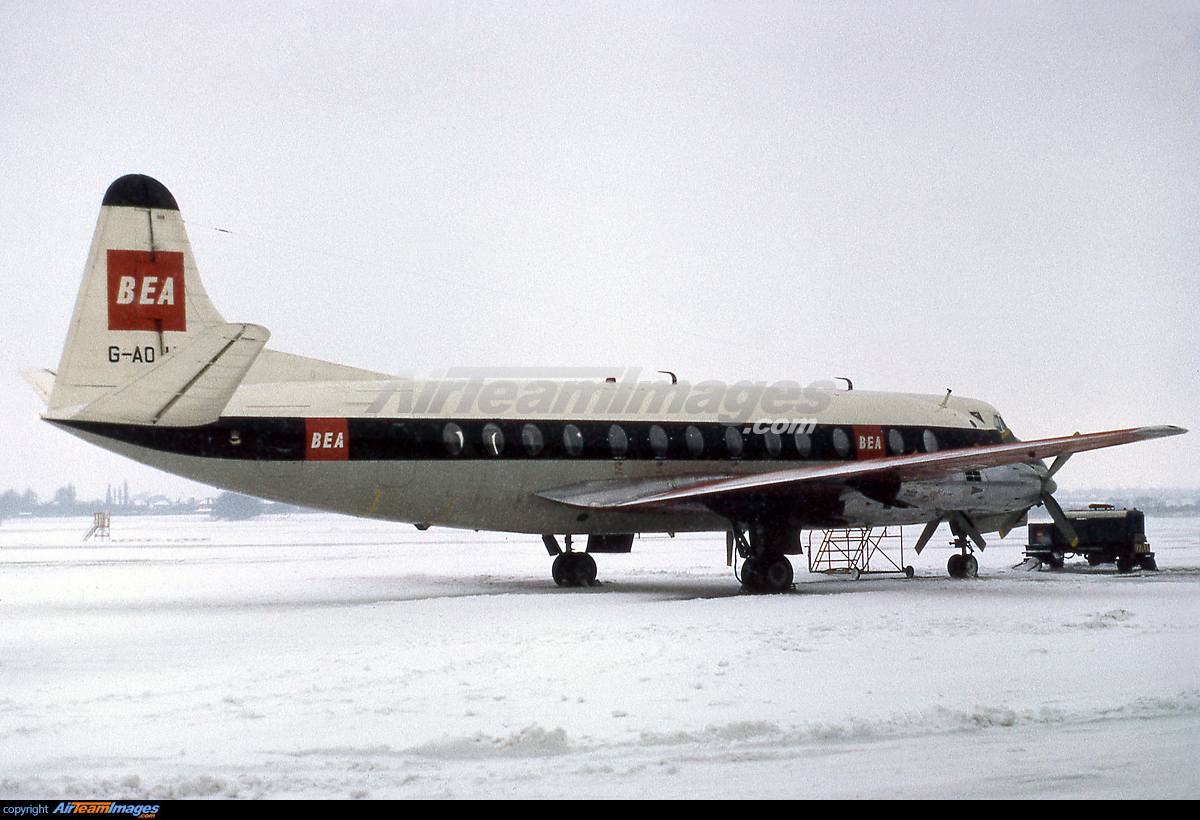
left=535, top=426, right=1186, bottom=510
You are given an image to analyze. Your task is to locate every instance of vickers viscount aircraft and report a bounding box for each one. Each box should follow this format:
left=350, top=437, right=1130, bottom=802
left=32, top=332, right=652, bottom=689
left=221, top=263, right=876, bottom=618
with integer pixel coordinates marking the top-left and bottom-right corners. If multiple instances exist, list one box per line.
left=24, top=175, right=1186, bottom=591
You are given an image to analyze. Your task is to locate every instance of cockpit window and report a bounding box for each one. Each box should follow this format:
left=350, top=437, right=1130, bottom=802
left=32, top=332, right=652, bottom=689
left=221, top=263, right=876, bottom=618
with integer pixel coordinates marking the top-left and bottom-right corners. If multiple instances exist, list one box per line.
left=993, top=415, right=1007, bottom=432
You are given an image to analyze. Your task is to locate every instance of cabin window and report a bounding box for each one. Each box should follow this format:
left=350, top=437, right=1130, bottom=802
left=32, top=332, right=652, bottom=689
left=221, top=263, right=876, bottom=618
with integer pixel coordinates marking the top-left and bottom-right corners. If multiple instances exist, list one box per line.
left=832, top=427, right=851, bottom=458
left=685, top=425, right=704, bottom=457
left=725, top=426, right=743, bottom=458
left=443, top=422, right=464, bottom=456
left=521, top=424, right=543, bottom=456
left=923, top=429, right=939, bottom=452
left=608, top=424, right=628, bottom=458
left=764, top=431, right=782, bottom=457
left=563, top=424, right=584, bottom=456
left=794, top=431, right=812, bottom=458
left=888, top=428, right=904, bottom=455
left=482, top=423, right=504, bottom=456
left=649, top=425, right=669, bottom=458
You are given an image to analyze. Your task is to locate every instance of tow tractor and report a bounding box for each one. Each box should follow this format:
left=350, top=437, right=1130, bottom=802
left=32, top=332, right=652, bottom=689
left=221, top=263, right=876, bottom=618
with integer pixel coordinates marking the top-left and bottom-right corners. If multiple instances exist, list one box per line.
left=1024, top=505, right=1156, bottom=572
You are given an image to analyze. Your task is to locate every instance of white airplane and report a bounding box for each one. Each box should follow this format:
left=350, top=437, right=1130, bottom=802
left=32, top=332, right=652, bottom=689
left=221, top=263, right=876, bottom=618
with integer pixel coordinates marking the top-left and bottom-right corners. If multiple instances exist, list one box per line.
left=24, top=175, right=1186, bottom=591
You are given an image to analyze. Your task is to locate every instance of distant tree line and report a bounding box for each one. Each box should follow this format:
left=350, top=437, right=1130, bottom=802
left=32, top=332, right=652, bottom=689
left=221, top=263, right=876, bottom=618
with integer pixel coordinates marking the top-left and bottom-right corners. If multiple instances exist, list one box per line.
left=0, top=485, right=300, bottom=521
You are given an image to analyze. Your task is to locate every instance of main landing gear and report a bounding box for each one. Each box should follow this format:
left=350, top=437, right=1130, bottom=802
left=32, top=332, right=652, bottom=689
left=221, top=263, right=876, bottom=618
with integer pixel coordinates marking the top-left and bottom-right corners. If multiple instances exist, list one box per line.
left=543, top=534, right=599, bottom=587
left=731, top=525, right=797, bottom=593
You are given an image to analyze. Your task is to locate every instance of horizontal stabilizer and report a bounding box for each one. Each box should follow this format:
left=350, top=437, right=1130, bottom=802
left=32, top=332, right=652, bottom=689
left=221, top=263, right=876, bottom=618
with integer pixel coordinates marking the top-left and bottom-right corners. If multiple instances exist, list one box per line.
left=21, top=368, right=56, bottom=405
left=60, top=323, right=269, bottom=426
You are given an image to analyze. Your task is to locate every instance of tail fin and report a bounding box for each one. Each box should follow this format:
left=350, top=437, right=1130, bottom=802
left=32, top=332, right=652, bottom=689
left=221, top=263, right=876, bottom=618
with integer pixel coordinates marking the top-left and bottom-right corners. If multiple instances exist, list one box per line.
left=46, top=175, right=267, bottom=424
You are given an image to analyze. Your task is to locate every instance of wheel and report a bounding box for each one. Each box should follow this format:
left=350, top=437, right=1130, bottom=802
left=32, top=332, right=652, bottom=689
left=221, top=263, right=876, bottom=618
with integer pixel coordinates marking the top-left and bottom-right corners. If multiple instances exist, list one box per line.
left=552, top=552, right=570, bottom=587
left=963, top=553, right=978, bottom=578
left=904, top=565, right=915, bottom=579
left=552, top=552, right=598, bottom=587
left=1116, top=556, right=1135, bottom=573
left=761, top=555, right=794, bottom=592
left=575, top=552, right=598, bottom=586
left=740, top=556, right=763, bottom=591
left=947, top=553, right=966, bottom=579
left=1139, top=555, right=1158, bottom=571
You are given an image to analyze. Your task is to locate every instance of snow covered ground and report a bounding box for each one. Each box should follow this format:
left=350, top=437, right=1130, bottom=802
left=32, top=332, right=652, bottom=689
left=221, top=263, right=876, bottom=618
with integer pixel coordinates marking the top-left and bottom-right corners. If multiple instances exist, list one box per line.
left=1, top=512, right=1197, bottom=799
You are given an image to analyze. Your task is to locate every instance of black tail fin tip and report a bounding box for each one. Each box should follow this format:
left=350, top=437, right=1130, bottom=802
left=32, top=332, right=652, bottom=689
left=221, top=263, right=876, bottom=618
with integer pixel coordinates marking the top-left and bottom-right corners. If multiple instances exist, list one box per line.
left=102, top=175, right=179, bottom=211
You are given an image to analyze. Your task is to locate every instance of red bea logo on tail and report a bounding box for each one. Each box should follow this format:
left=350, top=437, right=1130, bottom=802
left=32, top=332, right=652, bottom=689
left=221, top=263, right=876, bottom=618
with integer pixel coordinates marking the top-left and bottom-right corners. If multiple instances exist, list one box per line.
left=107, top=250, right=186, bottom=331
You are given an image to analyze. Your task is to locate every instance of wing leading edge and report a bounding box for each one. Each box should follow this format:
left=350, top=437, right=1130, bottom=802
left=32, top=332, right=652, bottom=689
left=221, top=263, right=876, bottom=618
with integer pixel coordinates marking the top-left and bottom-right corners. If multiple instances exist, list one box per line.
left=535, top=425, right=1186, bottom=510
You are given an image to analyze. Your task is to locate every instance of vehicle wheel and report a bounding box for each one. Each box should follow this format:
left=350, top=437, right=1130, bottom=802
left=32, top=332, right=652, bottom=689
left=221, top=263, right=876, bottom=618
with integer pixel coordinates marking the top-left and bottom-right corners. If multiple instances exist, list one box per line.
left=904, top=565, right=915, bottom=578
left=1139, top=556, right=1158, bottom=571
left=947, top=553, right=966, bottom=579
left=963, top=553, right=978, bottom=578
left=1116, top=556, right=1135, bottom=573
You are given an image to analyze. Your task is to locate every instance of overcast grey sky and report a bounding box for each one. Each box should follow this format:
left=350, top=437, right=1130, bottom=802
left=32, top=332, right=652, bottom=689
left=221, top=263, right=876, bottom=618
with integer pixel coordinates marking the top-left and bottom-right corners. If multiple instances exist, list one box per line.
left=3, top=1, right=1198, bottom=500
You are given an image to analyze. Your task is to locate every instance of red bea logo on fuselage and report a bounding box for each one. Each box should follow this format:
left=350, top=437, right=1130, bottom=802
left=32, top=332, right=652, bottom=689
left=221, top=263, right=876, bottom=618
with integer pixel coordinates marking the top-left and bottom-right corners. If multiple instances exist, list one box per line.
left=306, top=418, right=349, bottom=461
left=853, top=425, right=886, bottom=460
left=107, top=250, right=186, bottom=332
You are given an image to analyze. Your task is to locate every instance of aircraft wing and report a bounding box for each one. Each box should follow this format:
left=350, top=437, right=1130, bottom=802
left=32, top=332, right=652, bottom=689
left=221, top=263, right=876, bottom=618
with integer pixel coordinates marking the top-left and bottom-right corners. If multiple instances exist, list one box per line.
left=535, top=425, right=1186, bottom=510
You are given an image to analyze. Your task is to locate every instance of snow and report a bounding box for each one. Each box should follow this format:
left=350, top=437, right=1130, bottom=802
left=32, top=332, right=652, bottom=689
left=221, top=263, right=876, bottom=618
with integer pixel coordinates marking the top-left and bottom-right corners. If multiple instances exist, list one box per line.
left=2, top=513, right=1198, bottom=799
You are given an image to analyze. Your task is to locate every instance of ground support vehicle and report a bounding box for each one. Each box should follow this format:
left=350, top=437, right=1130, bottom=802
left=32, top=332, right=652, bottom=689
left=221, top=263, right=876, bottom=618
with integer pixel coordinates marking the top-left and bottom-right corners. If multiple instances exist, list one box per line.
left=1025, top=506, right=1156, bottom=572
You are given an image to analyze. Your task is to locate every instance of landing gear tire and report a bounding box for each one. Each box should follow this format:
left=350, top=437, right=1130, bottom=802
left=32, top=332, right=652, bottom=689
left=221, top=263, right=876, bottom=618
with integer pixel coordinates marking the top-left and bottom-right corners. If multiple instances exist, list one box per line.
left=740, top=556, right=763, bottom=591
left=762, top=555, right=794, bottom=591
left=947, top=552, right=978, bottom=579
left=552, top=551, right=598, bottom=587
left=741, top=555, right=793, bottom=593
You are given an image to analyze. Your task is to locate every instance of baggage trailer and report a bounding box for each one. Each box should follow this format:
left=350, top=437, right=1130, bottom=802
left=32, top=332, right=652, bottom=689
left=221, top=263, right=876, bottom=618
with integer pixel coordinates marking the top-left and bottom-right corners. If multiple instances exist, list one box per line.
left=1026, top=505, right=1156, bottom=572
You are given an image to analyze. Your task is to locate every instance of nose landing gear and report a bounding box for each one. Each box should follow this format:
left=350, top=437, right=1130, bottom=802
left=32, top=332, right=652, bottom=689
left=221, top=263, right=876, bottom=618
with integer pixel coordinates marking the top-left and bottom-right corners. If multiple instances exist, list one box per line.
left=946, top=535, right=978, bottom=579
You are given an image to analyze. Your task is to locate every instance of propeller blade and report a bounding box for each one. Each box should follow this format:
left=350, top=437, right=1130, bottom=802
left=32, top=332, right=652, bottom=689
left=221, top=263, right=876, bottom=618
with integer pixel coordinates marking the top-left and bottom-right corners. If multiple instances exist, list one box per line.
left=914, top=518, right=942, bottom=554
left=1041, top=492, right=1080, bottom=548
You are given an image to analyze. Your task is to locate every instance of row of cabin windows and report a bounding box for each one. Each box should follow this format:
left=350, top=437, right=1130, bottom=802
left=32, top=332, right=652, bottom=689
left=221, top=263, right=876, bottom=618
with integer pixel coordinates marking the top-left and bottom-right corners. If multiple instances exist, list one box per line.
left=440, top=422, right=941, bottom=459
